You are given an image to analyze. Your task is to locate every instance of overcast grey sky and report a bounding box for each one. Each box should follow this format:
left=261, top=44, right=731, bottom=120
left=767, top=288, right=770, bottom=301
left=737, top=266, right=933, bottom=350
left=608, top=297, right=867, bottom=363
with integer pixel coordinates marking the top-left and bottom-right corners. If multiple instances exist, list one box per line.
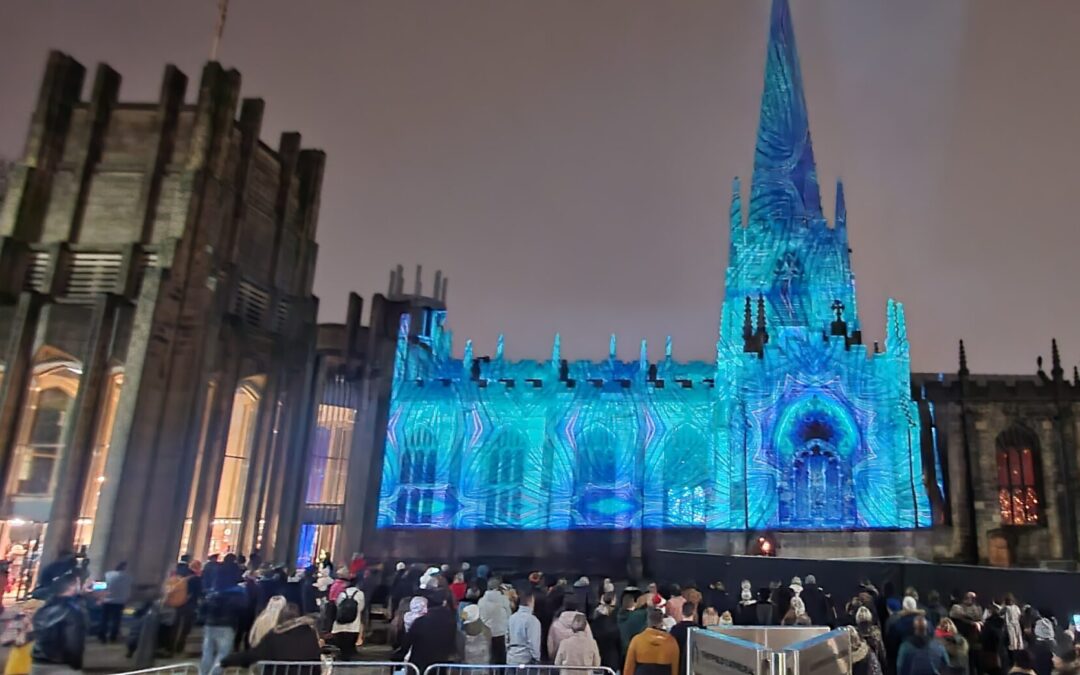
left=2, top=1, right=1079, bottom=375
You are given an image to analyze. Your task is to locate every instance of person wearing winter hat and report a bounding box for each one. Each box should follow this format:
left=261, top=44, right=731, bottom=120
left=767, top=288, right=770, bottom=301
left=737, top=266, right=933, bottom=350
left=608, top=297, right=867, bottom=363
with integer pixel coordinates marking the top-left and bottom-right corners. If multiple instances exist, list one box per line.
left=846, top=625, right=884, bottom=675
left=457, top=604, right=492, bottom=665
left=781, top=597, right=812, bottom=626
left=554, top=613, right=601, bottom=675
left=931, top=618, right=970, bottom=675
left=719, top=611, right=734, bottom=627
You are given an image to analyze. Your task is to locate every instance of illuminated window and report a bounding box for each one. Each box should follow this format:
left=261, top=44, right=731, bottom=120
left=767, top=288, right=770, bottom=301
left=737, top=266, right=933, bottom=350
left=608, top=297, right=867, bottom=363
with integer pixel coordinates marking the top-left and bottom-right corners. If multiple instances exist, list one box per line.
left=211, top=376, right=263, bottom=553
left=305, top=403, right=355, bottom=506
left=996, top=425, right=1041, bottom=526
left=8, top=357, right=81, bottom=499
left=397, top=426, right=437, bottom=524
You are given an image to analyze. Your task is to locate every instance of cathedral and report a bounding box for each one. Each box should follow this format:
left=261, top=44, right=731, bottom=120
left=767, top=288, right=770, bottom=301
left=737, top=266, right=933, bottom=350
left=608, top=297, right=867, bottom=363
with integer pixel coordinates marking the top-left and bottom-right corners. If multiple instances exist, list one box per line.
left=375, top=0, right=932, bottom=536
left=0, top=0, right=1078, bottom=590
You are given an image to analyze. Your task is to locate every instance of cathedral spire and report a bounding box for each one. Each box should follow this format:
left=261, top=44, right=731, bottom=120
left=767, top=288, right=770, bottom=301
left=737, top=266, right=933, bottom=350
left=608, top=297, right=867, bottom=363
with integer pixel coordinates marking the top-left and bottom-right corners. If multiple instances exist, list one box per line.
left=749, top=0, right=822, bottom=226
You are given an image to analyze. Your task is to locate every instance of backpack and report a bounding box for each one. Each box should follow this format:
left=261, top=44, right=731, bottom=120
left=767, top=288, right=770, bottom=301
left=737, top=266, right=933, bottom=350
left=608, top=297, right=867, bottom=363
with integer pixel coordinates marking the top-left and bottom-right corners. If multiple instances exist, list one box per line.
left=163, top=575, right=189, bottom=608
left=337, top=589, right=360, bottom=625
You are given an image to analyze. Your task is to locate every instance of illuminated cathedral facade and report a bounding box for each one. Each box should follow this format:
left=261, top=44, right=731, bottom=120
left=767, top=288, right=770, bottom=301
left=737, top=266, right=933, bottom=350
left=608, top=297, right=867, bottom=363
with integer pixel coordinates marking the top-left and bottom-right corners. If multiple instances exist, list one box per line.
left=376, top=0, right=935, bottom=533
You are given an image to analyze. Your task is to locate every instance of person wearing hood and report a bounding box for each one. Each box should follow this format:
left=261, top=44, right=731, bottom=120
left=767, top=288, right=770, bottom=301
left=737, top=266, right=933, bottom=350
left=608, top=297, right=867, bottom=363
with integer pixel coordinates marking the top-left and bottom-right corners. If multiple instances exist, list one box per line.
left=549, top=598, right=595, bottom=659
left=856, top=606, right=887, bottom=670
left=888, top=596, right=927, bottom=668
left=702, top=608, right=721, bottom=628
left=458, top=604, right=492, bottom=665
left=555, top=613, right=601, bottom=675
left=847, top=625, right=884, bottom=675
left=773, top=577, right=799, bottom=621
left=734, top=582, right=755, bottom=626
left=781, top=597, right=812, bottom=626
left=800, top=575, right=831, bottom=627
left=31, top=573, right=85, bottom=673
left=624, top=608, right=679, bottom=675
left=389, top=562, right=412, bottom=611
left=932, top=618, right=971, bottom=675
left=479, top=578, right=512, bottom=664
left=507, top=590, right=542, bottom=666
left=591, top=592, right=622, bottom=672
left=403, top=591, right=458, bottom=675
left=619, top=591, right=650, bottom=662
left=668, top=602, right=697, bottom=675
left=572, top=577, right=596, bottom=618
left=898, top=616, right=936, bottom=675
left=1032, top=618, right=1058, bottom=675
left=220, top=604, right=321, bottom=675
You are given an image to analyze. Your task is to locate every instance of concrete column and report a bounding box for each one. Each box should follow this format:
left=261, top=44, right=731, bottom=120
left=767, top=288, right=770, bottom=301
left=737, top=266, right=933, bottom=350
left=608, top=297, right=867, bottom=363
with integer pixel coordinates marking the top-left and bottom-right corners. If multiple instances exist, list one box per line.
left=270, top=334, right=320, bottom=566
left=40, top=295, right=116, bottom=562
left=67, top=65, right=120, bottom=243
left=0, top=52, right=85, bottom=240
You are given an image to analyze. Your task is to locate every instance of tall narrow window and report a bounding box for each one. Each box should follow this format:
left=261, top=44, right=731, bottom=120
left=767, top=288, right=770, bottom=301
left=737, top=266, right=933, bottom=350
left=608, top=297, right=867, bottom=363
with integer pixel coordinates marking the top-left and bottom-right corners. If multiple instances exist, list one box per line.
left=996, top=425, right=1041, bottom=526
left=211, top=376, right=263, bottom=554
left=484, top=431, right=526, bottom=526
left=7, top=357, right=81, bottom=501
left=663, top=428, right=709, bottom=526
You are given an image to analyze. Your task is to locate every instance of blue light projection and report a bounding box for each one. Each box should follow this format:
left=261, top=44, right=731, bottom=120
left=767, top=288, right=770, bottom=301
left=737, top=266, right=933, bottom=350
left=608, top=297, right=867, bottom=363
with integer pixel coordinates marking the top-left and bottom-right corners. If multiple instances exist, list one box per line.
left=377, top=0, right=932, bottom=531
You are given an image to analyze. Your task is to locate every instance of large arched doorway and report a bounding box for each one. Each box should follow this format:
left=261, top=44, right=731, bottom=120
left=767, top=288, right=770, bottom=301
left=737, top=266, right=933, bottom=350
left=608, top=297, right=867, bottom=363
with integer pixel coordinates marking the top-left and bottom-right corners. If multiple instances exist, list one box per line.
left=774, top=394, right=857, bottom=528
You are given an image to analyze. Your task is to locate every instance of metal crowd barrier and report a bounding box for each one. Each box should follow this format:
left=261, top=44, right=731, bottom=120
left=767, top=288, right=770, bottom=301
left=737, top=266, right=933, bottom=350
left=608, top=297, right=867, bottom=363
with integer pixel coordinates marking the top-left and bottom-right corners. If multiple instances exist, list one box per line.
left=687, top=626, right=851, bottom=675
left=423, top=664, right=617, bottom=675
left=115, top=664, right=200, bottom=675
left=251, top=661, right=421, bottom=675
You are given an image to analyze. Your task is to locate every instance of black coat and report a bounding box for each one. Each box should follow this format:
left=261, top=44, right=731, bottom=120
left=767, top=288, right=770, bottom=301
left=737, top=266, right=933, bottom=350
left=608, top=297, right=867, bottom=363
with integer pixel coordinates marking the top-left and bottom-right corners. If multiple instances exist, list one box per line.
left=801, top=585, right=831, bottom=626
left=670, top=620, right=697, bottom=675
left=31, top=596, right=86, bottom=670
left=403, top=605, right=458, bottom=674
left=221, top=617, right=322, bottom=674
left=591, top=611, right=622, bottom=671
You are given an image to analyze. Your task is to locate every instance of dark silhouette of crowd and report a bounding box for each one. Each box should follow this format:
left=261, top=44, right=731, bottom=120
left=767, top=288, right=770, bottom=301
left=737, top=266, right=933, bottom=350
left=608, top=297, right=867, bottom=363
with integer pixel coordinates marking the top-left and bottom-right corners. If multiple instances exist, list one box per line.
left=16, top=551, right=1080, bottom=675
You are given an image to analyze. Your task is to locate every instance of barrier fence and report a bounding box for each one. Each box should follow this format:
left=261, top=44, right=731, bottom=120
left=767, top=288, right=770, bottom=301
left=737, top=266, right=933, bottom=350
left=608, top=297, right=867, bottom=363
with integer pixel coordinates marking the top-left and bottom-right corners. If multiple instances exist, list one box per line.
left=422, top=664, right=617, bottom=675
left=688, top=626, right=851, bottom=675
left=115, top=664, right=200, bottom=675
left=251, top=662, right=421, bottom=675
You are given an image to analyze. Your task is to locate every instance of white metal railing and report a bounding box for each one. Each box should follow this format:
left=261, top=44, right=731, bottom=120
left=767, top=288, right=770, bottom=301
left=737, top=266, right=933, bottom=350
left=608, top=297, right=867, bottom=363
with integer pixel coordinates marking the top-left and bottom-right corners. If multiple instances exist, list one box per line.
left=422, top=664, right=617, bottom=675
left=114, top=664, right=200, bottom=675
left=251, top=661, right=421, bottom=675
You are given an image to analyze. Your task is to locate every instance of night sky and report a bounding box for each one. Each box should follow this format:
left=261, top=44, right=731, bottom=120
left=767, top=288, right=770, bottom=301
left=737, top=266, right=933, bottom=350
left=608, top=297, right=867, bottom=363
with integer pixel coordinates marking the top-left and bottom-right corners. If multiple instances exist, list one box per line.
left=2, top=1, right=1079, bottom=375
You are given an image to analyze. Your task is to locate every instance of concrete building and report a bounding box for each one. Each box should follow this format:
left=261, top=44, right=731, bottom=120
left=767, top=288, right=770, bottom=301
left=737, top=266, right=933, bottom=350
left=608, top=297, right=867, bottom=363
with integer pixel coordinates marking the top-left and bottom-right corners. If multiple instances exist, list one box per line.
left=0, top=51, right=323, bottom=589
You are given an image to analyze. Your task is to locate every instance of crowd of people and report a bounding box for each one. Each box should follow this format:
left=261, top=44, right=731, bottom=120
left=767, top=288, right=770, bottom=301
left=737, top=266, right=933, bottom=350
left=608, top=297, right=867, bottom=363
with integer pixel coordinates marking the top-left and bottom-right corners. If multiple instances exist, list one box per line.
left=8, top=551, right=1080, bottom=675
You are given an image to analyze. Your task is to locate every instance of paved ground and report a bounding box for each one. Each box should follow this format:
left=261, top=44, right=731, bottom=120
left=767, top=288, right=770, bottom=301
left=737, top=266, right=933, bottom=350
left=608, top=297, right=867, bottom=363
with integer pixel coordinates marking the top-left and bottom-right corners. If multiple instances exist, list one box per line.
left=0, top=625, right=399, bottom=674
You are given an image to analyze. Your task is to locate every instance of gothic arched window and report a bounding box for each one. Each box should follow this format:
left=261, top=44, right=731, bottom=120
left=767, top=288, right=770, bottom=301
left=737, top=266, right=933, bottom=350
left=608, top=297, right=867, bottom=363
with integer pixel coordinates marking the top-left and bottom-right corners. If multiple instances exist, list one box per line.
left=487, top=431, right=526, bottom=525
left=996, top=425, right=1042, bottom=526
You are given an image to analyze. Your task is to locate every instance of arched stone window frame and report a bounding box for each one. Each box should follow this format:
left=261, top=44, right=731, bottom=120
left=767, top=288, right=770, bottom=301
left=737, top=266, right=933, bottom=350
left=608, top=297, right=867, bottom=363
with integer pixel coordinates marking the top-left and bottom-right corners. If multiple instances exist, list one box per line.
left=995, top=424, right=1044, bottom=527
